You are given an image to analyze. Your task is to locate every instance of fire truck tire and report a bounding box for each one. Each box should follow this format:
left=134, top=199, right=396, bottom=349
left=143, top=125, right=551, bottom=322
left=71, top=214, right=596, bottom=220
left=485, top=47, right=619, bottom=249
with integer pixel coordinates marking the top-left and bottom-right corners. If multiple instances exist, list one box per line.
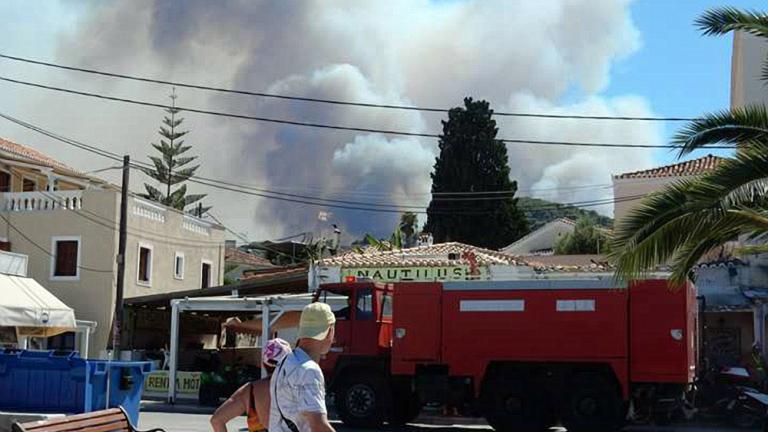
left=389, top=383, right=421, bottom=426
left=335, top=372, right=388, bottom=428
left=198, top=383, right=220, bottom=407
left=482, top=377, right=547, bottom=432
left=560, top=376, right=622, bottom=432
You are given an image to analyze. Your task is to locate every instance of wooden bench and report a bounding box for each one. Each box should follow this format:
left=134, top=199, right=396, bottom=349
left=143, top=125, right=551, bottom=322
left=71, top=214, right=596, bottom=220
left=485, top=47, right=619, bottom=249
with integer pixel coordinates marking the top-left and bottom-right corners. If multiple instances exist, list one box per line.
left=12, top=407, right=166, bottom=432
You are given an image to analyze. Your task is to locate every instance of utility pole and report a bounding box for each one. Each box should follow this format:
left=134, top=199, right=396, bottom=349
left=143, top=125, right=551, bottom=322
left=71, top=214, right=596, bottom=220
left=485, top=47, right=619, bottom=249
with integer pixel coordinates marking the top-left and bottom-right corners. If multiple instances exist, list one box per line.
left=112, top=155, right=130, bottom=355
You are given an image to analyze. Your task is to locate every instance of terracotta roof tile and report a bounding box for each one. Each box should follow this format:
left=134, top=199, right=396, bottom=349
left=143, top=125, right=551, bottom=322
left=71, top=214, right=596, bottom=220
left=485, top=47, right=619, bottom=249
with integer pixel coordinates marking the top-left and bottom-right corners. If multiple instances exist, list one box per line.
left=225, top=247, right=274, bottom=268
left=614, top=154, right=723, bottom=180
left=0, top=137, right=82, bottom=175
left=520, top=254, right=614, bottom=273
left=241, top=265, right=306, bottom=281
left=318, top=242, right=523, bottom=268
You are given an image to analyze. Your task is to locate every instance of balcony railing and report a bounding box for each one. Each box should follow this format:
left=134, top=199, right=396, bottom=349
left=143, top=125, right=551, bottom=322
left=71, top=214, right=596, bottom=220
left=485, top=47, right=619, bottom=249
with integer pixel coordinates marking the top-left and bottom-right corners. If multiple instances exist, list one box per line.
left=131, top=198, right=167, bottom=223
left=3, top=191, right=84, bottom=212
left=183, top=215, right=212, bottom=236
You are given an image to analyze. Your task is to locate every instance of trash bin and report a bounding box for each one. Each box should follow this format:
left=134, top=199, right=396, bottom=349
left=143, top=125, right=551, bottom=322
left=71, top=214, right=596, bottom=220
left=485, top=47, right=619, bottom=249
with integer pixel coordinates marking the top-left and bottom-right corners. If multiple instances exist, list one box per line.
left=0, top=349, right=152, bottom=425
left=89, top=360, right=153, bottom=425
left=0, top=349, right=94, bottom=413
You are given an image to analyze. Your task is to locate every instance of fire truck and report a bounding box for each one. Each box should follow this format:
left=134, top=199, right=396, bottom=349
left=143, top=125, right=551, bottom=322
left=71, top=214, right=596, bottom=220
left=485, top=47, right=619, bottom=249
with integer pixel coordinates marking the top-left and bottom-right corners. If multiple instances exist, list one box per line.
left=315, top=277, right=697, bottom=432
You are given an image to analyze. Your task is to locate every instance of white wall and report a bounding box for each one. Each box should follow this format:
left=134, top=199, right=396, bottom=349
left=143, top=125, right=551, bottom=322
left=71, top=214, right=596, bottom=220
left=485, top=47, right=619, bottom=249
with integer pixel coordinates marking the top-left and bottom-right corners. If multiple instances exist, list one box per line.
left=731, top=31, right=768, bottom=109
left=502, top=220, right=574, bottom=255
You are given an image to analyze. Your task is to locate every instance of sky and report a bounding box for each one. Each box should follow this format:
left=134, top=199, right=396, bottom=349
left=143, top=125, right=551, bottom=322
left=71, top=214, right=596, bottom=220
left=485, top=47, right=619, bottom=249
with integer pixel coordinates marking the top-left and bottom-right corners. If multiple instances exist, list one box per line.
left=0, top=0, right=765, bottom=242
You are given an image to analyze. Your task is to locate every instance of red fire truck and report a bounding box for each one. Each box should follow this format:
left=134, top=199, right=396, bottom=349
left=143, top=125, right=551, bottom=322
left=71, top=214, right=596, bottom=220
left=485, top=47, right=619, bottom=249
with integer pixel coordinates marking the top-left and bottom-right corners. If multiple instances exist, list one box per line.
left=315, top=277, right=697, bottom=432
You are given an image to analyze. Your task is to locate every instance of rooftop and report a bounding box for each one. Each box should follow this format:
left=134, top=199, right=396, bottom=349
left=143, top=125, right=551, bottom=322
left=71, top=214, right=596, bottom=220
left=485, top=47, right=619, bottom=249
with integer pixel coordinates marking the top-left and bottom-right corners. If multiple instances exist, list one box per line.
left=614, top=154, right=724, bottom=180
left=0, top=137, right=85, bottom=177
left=318, top=242, right=523, bottom=268
left=125, top=265, right=308, bottom=307
left=225, top=247, right=274, bottom=268
left=520, top=254, right=614, bottom=273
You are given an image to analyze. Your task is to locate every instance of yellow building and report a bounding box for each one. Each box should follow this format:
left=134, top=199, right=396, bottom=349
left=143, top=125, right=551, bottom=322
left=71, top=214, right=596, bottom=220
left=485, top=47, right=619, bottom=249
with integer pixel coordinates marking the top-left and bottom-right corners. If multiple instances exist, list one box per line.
left=0, top=137, right=226, bottom=354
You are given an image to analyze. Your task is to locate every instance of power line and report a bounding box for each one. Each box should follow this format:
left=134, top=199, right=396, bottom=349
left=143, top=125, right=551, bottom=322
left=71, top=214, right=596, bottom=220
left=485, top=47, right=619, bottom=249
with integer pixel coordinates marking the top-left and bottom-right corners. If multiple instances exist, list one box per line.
left=0, top=76, right=735, bottom=150
left=0, top=53, right=698, bottom=122
left=0, top=211, right=113, bottom=273
left=207, top=212, right=250, bottom=243
left=0, top=112, right=575, bottom=211
left=0, top=111, right=642, bottom=215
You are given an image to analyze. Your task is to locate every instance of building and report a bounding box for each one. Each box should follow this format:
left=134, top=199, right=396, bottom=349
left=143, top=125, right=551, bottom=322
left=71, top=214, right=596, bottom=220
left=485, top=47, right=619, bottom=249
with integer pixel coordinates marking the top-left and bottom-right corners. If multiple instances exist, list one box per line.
left=612, top=154, right=723, bottom=227
left=0, top=137, right=226, bottom=354
left=731, top=31, right=768, bottom=109
left=224, top=247, right=274, bottom=282
left=502, top=218, right=576, bottom=256
left=311, top=242, right=532, bottom=289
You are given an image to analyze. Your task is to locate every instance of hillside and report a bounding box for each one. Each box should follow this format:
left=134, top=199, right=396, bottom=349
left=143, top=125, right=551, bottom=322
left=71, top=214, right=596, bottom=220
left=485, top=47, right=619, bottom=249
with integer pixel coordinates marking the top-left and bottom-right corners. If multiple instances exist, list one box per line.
left=518, top=197, right=613, bottom=231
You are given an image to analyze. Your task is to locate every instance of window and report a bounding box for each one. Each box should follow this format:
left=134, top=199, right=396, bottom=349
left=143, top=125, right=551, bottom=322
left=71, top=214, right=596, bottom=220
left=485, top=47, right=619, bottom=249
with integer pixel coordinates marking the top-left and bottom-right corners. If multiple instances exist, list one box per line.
left=137, top=244, right=153, bottom=286
left=355, top=288, right=374, bottom=321
left=0, top=171, right=10, bottom=193
left=174, top=252, right=185, bottom=280
left=201, top=261, right=212, bottom=289
left=22, top=178, right=36, bottom=192
left=381, top=293, right=393, bottom=319
left=51, top=237, right=80, bottom=280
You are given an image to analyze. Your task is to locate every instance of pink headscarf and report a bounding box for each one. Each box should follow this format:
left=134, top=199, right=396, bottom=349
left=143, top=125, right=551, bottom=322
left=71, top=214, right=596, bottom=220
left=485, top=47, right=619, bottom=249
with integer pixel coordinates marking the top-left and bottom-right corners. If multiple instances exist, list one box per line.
left=262, top=338, right=292, bottom=367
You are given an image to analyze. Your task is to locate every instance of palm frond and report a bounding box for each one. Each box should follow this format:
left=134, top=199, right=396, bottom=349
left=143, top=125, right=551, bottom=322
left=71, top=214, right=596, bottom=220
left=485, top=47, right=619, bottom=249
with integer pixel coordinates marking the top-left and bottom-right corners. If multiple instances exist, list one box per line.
left=184, top=194, right=207, bottom=207
left=695, top=7, right=768, bottom=38
left=672, top=106, right=768, bottom=156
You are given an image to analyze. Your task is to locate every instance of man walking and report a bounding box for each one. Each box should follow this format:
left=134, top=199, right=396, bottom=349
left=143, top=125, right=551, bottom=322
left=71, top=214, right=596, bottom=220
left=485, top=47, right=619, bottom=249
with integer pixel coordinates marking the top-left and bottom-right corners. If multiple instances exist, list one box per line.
left=270, top=303, right=337, bottom=432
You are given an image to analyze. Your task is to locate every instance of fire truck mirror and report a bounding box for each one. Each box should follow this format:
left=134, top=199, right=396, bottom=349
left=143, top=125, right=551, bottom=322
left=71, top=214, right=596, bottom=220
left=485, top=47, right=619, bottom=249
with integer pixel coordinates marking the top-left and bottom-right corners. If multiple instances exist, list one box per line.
left=395, top=328, right=406, bottom=339
left=670, top=329, right=683, bottom=341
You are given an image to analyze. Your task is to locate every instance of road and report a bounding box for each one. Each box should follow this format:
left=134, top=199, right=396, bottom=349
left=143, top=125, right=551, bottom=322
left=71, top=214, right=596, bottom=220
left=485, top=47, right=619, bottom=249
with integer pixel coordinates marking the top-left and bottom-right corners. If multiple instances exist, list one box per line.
left=138, top=411, right=755, bottom=432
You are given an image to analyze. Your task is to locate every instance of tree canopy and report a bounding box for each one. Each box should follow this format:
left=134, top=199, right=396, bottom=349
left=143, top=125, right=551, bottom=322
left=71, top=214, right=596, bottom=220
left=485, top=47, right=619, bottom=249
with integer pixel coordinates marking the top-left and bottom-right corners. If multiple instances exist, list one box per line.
left=424, top=97, right=529, bottom=249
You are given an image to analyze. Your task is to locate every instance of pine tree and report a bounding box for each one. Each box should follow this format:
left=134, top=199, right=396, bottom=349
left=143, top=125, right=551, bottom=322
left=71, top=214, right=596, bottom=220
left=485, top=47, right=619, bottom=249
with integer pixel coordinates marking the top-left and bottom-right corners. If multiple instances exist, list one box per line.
left=142, top=89, right=209, bottom=214
left=424, top=97, right=529, bottom=249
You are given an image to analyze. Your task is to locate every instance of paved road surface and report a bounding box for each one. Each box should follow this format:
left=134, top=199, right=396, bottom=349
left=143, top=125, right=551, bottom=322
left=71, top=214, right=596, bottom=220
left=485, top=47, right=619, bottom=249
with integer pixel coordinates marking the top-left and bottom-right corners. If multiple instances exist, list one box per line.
left=138, top=411, right=755, bottom=432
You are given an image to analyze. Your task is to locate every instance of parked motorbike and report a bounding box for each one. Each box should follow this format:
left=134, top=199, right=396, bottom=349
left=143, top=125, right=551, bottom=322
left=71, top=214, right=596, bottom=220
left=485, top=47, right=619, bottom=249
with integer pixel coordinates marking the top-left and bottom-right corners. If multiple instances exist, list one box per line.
left=693, top=366, right=768, bottom=428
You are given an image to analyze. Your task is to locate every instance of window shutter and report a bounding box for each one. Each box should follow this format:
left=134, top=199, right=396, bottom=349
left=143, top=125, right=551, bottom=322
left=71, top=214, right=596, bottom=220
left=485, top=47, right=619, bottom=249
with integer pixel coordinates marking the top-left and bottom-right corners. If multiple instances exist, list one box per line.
left=55, top=241, right=78, bottom=276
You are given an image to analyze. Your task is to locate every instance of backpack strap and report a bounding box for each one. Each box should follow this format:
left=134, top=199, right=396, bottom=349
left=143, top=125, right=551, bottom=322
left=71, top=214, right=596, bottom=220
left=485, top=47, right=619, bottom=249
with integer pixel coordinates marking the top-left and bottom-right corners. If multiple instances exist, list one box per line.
left=273, top=355, right=300, bottom=432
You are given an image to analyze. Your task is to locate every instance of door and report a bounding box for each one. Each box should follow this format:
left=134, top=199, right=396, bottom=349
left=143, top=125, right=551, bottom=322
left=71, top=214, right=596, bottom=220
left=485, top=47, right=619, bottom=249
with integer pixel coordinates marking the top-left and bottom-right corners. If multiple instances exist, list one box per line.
left=392, top=283, right=442, bottom=374
left=350, top=287, right=380, bottom=356
left=318, top=287, right=353, bottom=375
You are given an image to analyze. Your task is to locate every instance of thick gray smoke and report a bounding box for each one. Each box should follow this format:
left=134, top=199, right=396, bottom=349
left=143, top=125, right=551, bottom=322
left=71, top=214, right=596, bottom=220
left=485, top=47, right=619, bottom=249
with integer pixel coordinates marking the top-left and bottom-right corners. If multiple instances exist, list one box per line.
left=0, top=0, right=662, bottom=240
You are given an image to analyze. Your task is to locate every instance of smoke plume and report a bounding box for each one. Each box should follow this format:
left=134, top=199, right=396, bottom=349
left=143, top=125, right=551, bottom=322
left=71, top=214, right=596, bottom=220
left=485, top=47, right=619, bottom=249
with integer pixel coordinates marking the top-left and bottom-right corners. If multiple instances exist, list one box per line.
left=0, top=0, right=662, bottom=240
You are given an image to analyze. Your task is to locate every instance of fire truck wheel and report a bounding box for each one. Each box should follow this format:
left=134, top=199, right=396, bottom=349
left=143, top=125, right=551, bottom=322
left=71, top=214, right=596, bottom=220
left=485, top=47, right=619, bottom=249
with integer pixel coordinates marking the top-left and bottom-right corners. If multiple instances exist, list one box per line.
left=483, top=377, right=547, bottom=432
left=198, top=382, right=220, bottom=407
left=561, top=377, right=622, bottom=432
left=336, top=372, right=388, bottom=428
left=389, top=383, right=421, bottom=426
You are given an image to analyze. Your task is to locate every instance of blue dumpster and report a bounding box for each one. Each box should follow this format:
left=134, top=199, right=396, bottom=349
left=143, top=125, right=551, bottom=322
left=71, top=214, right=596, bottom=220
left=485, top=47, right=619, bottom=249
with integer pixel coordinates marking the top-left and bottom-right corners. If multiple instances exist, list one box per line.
left=0, top=350, right=152, bottom=424
left=0, top=350, right=94, bottom=413
left=90, top=360, right=153, bottom=425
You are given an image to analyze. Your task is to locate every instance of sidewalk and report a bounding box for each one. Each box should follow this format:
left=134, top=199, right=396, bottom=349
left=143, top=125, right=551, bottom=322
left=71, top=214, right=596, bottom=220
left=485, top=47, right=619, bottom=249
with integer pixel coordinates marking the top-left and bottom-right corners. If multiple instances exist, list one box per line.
left=140, top=399, right=489, bottom=426
left=141, top=400, right=215, bottom=415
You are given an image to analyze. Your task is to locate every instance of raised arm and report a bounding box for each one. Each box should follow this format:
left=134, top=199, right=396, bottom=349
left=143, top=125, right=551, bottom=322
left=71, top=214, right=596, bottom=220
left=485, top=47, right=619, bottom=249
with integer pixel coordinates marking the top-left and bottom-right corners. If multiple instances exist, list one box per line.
left=210, top=383, right=250, bottom=432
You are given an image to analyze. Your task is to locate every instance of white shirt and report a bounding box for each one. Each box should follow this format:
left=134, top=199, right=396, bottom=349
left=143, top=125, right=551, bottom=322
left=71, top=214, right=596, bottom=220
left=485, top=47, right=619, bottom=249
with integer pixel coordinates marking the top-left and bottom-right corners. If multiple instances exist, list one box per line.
left=269, top=347, right=327, bottom=432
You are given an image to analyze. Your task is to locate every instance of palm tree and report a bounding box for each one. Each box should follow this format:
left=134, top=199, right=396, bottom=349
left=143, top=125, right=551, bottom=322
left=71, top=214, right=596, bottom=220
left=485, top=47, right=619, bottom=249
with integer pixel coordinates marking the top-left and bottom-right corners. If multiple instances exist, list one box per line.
left=610, top=7, right=768, bottom=284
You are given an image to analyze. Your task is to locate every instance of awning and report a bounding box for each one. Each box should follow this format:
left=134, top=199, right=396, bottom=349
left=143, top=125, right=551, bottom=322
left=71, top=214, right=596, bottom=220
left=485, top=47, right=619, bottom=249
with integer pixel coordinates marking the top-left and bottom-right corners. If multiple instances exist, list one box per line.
left=0, top=274, right=76, bottom=337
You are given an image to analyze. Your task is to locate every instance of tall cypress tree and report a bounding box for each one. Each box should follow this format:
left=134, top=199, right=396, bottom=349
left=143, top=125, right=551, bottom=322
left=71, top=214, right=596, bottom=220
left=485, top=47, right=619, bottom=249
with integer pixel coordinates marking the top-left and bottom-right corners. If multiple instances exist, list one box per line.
left=142, top=89, right=209, bottom=214
left=424, top=97, right=529, bottom=249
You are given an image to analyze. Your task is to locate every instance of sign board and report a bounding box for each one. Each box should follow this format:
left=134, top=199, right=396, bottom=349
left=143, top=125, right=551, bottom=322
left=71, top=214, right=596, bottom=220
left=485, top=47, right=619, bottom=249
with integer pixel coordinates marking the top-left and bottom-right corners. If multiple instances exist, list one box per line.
left=341, top=265, right=489, bottom=282
left=143, top=371, right=201, bottom=400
